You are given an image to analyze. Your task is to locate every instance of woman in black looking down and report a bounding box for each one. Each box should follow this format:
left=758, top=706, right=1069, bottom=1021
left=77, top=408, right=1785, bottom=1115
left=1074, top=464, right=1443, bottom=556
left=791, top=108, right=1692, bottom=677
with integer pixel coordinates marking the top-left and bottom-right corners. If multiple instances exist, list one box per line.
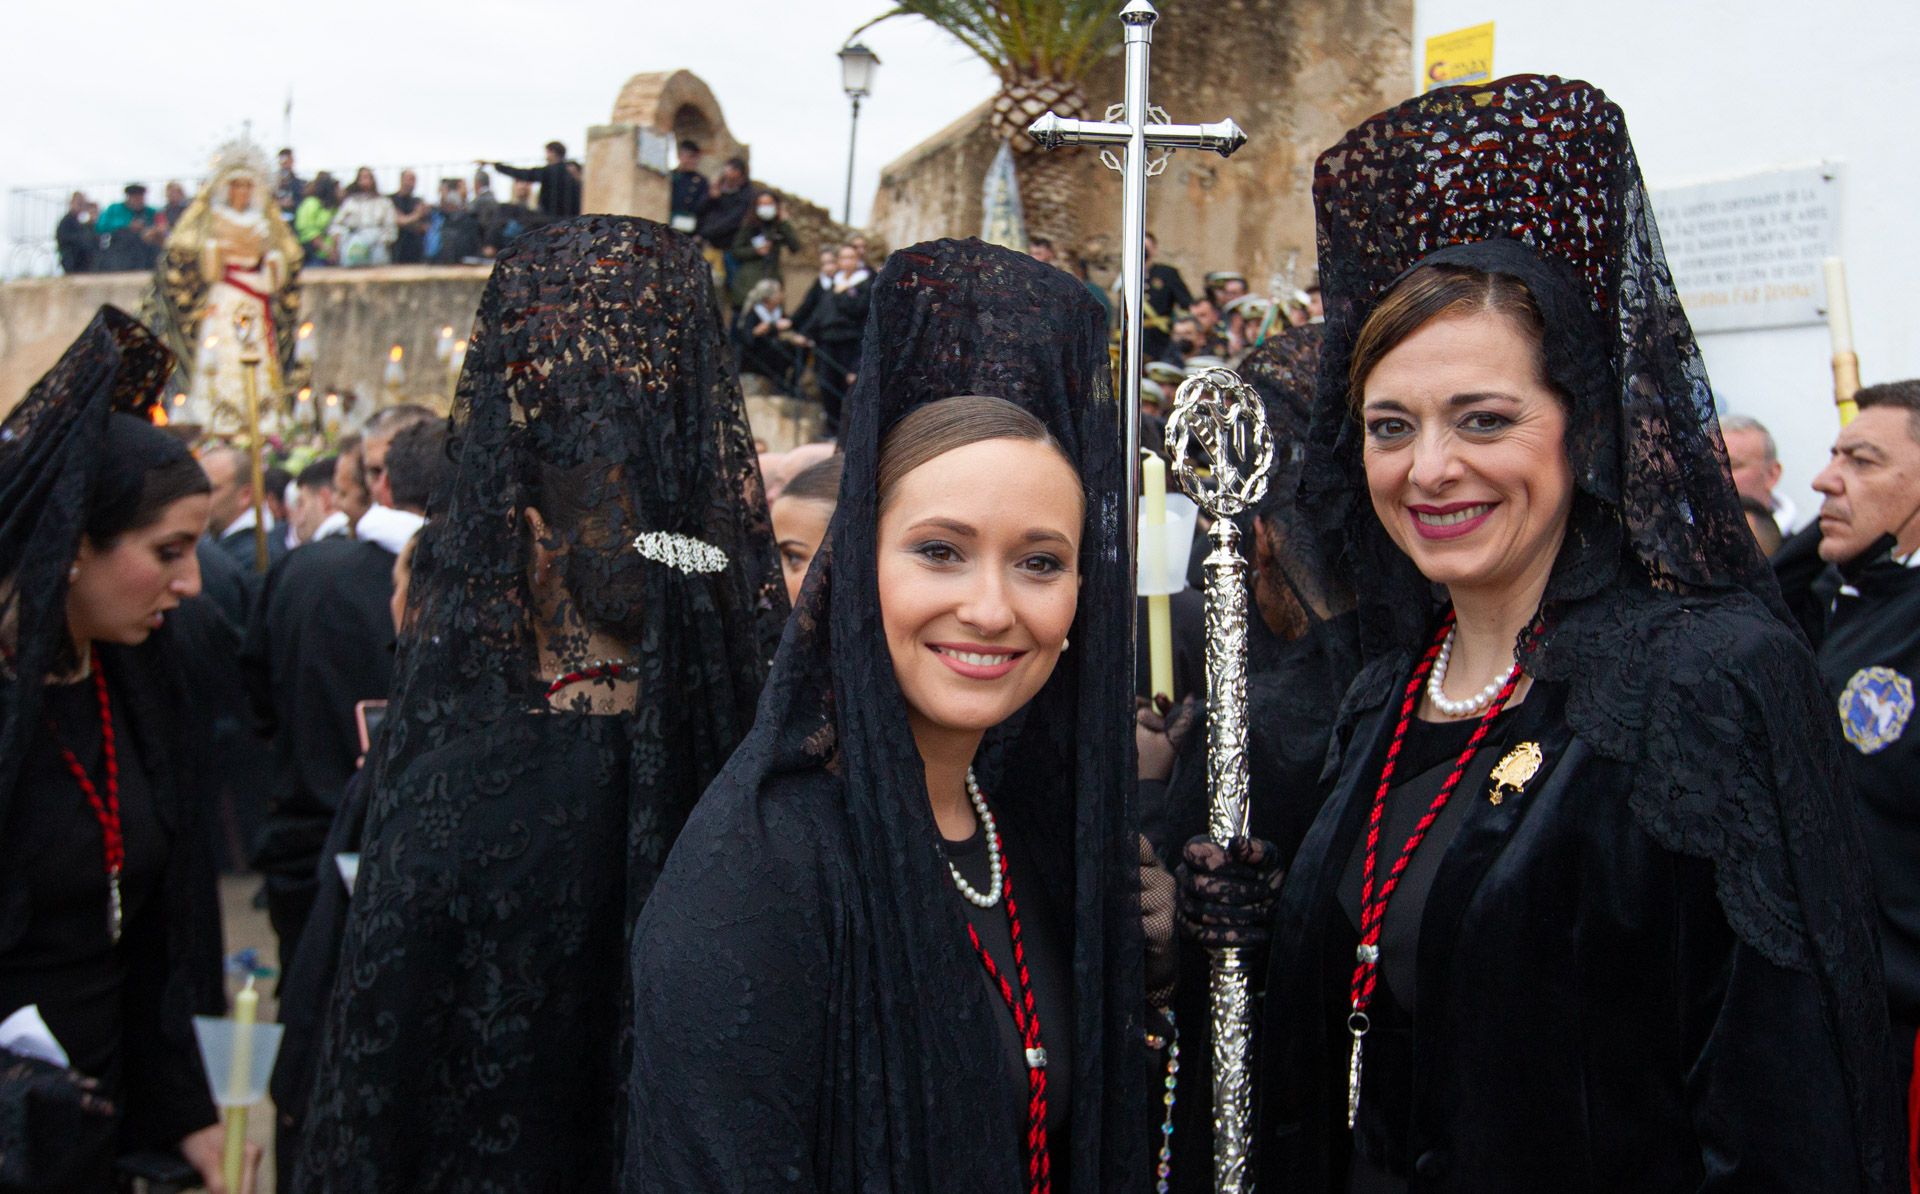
left=1180, top=76, right=1901, bottom=1191
left=0, top=308, right=251, bottom=1191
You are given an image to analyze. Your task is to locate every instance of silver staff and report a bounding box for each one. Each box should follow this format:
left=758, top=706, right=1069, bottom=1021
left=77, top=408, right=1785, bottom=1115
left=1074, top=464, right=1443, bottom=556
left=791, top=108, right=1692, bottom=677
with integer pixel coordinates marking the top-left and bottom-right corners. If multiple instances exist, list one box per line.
left=1026, top=0, right=1246, bottom=580
left=1166, top=366, right=1276, bottom=1194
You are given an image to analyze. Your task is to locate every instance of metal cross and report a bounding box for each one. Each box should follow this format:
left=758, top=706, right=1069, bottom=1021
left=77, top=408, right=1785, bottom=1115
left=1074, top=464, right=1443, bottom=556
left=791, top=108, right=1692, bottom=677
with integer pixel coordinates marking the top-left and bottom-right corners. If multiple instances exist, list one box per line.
left=1027, top=0, right=1246, bottom=546
left=1029, top=10, right=1249, bottom=1189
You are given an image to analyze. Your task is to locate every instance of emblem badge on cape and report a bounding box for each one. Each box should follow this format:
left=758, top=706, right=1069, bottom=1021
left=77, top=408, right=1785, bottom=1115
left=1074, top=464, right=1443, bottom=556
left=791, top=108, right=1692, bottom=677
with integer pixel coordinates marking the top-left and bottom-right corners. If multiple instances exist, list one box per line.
left=1838, top=665, right=1915, bottom=754
left=1487, top=741, right=1543, bottom=805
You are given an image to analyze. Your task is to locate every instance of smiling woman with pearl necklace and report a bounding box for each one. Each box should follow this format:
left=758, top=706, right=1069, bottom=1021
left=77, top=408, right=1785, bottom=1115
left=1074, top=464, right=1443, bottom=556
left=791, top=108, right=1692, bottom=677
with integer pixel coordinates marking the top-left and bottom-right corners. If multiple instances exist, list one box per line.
left=1175, top=77, right=1902, bottom=1193
left=628, top=239, right=1148, bottom=1194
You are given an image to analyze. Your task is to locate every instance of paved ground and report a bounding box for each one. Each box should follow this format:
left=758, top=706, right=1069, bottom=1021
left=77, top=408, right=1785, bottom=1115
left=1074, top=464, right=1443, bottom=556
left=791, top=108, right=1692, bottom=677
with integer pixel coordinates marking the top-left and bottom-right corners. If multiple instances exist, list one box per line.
left=217, top=873, right=283, bottom=1192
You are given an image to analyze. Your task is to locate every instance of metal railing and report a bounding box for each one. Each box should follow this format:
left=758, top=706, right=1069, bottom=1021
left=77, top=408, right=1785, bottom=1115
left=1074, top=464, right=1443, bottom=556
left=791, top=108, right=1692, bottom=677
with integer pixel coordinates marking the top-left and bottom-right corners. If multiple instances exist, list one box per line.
left=6, top=159, right=526, bottom=279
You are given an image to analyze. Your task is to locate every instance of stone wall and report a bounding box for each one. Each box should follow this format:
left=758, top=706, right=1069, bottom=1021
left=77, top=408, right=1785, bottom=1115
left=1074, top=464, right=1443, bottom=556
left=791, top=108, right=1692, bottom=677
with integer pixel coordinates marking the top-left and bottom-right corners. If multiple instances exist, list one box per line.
left=0, top=264, right=493, bottom=419
left=869, top=0, right=1413, bottom=291
left=584, top=69, right=861, bottom=307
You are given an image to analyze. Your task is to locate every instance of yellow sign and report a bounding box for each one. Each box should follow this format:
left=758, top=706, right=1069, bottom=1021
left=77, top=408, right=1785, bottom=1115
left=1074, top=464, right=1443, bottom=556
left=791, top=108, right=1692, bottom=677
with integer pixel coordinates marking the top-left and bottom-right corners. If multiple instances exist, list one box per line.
left=1424, top=21, right=1495, bottom=93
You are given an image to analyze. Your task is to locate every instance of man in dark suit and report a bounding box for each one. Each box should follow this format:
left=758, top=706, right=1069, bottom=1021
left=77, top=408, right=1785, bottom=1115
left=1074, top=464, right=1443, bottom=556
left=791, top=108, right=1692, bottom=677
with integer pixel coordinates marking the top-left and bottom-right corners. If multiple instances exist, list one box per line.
left=242, top=420, right=449, bottom=977
left=200, top=444, right=287, bottom=575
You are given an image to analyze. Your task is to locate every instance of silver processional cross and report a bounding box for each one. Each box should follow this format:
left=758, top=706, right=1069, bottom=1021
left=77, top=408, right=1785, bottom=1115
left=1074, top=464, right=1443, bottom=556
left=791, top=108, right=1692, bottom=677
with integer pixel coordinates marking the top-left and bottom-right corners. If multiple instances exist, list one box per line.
left=1028, top=5, right=1257, bottom=1192
left=1027, top=0, right=1245, bottom=547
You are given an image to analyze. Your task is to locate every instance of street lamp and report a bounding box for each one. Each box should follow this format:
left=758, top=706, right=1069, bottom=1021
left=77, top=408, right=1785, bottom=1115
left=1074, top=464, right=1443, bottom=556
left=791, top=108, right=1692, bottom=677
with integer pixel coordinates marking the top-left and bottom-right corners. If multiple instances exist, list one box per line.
left=838, top=42, right=880, bottom=225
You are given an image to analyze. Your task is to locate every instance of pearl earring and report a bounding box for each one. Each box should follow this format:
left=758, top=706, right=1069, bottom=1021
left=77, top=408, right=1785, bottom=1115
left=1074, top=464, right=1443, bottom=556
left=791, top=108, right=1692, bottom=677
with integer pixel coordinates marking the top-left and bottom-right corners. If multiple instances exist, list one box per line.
left=1061, top=637, right=1070, bottom=652
left=69, top=566, right=79, bottom=581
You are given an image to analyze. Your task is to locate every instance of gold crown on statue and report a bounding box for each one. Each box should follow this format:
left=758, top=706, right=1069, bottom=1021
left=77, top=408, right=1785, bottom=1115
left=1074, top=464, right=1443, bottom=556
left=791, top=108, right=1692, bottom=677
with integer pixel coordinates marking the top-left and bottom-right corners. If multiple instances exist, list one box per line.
left=206, top=138, right=271, bottom=188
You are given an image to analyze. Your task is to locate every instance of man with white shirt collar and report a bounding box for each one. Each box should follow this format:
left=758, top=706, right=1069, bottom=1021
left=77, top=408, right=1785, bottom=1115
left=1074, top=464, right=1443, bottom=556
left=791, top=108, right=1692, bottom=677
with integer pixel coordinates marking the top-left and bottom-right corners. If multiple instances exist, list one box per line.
left=1722, top=413, right=1798, bottom=534
left=202, top=443, right=288, bottom=572
left=1806, top=379, right=1920, bottom=1109
left=351, top=403, right=436, bottom=549
left=290, top=457, right=349, bottom=545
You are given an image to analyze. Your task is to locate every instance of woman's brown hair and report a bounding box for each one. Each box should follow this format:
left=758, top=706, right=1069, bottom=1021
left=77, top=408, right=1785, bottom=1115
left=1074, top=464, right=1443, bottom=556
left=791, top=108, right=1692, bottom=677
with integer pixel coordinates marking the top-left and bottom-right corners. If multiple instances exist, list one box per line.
left=1347, top=264, right=1550, bottom=408
left=875, top=395, right=1078, bottom=512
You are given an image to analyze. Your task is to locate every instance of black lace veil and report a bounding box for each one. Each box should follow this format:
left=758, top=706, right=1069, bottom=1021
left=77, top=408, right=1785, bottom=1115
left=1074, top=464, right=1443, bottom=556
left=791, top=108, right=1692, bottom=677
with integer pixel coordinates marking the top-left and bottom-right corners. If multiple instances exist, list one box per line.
left=631, top=238, right=1146, bottom=1190
left=1304, top=76, right=1783, bottom=657
left=370, top=215, right=784, bottom=818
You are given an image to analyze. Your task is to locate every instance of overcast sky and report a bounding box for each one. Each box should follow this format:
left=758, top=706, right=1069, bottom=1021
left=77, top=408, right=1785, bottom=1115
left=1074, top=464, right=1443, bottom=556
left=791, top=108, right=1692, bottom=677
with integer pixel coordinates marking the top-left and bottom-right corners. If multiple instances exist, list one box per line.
left=0, top=0, right=1004, bottom=256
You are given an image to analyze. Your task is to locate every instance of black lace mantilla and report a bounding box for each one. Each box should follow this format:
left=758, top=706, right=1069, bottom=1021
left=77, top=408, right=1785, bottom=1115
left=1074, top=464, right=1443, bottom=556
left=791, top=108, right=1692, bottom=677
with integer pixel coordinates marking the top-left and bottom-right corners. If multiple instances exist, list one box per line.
left=1304, top=76, right=1786, bottom=660
left=294, top=217, right=785, bottom=1190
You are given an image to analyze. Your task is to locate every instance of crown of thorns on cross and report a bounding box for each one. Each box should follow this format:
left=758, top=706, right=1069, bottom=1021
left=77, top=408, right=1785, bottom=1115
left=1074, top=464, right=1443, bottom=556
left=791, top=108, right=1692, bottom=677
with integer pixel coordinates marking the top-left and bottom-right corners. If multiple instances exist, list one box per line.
left=1165, top=367, right=1275, bottom=519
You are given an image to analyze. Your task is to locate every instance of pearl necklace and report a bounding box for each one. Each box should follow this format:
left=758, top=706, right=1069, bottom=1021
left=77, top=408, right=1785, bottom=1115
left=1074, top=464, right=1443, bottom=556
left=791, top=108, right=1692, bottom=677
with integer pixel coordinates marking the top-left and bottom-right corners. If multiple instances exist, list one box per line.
left=947, top=767, right=1004, bottom=908
left=1425, top=626, right=1513, bottom=718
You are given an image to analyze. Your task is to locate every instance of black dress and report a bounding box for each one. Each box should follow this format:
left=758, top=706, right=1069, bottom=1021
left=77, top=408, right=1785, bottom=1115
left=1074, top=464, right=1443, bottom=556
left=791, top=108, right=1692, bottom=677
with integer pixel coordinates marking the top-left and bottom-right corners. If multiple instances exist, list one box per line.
left=1258, top=589, right=1894, bottom=1191
left=0, top=651, right=223, bottom=1188
left=1, top=676, right=167, bottom=1090
left=295, top=715, right=642, bottom=1188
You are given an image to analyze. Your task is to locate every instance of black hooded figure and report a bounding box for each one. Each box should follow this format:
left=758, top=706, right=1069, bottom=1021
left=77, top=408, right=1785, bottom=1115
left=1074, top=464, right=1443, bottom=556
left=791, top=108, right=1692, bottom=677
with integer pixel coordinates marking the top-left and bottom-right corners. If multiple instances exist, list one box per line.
left=0, top=309, right=228, bottom=1190
left=1145, top=323, right=1363, bottom=1193
left=626, top=239, right=1149, bottom=1193
left=291, top=217, right=786, bottom=1191
left=1225, top=77, right=1903, bottom=1190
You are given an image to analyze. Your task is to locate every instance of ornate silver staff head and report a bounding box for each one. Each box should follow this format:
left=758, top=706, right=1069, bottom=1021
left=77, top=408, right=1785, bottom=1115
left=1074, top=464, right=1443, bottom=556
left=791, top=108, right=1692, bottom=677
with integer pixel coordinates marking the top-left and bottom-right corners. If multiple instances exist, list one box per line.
left=1164, top=367, right=1275, bottom=519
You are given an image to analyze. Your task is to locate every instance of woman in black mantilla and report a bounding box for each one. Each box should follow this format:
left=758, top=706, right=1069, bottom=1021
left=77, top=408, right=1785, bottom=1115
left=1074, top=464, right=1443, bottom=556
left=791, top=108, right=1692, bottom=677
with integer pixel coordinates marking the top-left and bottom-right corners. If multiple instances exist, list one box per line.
left=627, top=239, right=1148, bottom=1193
left=0, top=309, right=242, bottom=1191
left=292, top=217, right=785, bottom=1192
left=1182, top=77, right=1902, bottom=1190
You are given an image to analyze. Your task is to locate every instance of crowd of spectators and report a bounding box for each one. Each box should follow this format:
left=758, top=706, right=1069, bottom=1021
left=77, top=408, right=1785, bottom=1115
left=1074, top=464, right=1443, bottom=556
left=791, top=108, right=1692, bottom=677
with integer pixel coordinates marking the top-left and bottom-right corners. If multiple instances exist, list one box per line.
left=55, top=141, right=584, bottom=275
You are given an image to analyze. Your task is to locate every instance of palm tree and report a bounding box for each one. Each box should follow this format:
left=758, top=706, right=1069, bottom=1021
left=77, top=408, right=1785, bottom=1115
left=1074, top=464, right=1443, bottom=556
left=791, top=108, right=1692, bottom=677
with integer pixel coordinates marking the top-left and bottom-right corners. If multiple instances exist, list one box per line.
left=851, top=0, right=1119, bottom=250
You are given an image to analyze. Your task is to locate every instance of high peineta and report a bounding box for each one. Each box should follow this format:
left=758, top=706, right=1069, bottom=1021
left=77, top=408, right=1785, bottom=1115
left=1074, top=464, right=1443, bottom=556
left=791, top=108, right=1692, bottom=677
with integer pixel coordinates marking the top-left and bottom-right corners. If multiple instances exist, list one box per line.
left=1304, top=74, right=1785, bottom=656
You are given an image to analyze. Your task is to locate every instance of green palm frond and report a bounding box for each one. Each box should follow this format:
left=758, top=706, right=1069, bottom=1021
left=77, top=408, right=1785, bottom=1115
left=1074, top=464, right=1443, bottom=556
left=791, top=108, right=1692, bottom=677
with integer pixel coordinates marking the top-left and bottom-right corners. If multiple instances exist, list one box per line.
left=850, top=0, right=1124, bottom=85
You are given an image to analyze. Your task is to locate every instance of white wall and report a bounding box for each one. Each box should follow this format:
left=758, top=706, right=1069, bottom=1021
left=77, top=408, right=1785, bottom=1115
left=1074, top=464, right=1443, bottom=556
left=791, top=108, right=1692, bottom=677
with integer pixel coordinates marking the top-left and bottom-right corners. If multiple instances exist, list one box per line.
left=1412, top=0, right=1920, bottom=519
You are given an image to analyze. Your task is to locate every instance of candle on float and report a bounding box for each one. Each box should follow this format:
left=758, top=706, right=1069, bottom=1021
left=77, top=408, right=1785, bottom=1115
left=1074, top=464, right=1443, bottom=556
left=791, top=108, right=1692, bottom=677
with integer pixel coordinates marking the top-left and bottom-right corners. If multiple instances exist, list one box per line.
left=435, top=325, right=455, bottom=362
left=1141, top=450, right=1174, bottom=703
left=294, top=321, right=317, bottom=365
left=222, top=976, right=258, bottom=1191
left=384, top=345, right=406, bottom=388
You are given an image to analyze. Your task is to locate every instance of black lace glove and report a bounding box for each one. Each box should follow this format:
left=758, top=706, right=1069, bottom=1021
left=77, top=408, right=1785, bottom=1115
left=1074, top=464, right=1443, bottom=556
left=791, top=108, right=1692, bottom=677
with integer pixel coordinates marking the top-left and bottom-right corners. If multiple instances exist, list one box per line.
left=0, top=1049, right=117, bottom=1190
left=1176, top=835, right=1284, bottom=950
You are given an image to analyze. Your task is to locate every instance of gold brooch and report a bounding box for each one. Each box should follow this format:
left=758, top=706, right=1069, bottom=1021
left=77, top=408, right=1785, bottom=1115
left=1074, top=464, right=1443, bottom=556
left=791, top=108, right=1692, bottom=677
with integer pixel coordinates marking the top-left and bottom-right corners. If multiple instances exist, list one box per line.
left=1488, top=742, right=1543, bottom=805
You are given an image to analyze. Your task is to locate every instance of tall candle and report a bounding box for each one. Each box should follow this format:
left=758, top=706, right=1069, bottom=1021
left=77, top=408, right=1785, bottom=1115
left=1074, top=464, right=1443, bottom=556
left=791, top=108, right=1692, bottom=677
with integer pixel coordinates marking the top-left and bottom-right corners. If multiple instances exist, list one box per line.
left=223, top=977, right=257, bottom=1191
left=1824, top=257, right=1854, bottom=355
left=1141, top=451, right=1174, bottom=703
